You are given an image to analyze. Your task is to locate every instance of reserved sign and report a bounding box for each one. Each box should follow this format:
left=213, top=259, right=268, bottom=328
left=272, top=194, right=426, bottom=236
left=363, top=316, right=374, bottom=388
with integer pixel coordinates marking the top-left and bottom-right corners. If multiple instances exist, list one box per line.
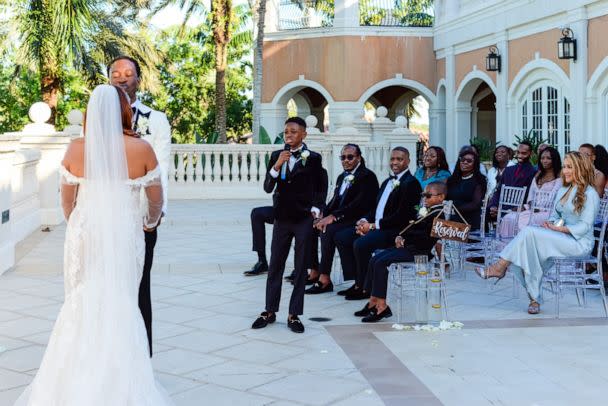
left=431, top=218, right=471, bottom=242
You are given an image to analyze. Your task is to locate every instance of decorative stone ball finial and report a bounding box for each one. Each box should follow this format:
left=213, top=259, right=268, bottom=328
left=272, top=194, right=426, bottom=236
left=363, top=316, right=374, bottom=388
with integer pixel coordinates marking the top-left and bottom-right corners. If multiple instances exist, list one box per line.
left=395, top=115, right=407, bottom=128
left=305, top=115, right=318, bottom=128
left=67, top=110, right=84, bottom=126
left=376, top=106, right=388, bottom=118
left=29, top=102, right=52, bottom=124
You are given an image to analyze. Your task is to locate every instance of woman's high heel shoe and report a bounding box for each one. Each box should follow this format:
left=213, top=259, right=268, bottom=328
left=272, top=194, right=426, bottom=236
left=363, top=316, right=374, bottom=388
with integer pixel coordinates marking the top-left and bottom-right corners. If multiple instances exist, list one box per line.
left=475, top=259, right=509, bottom=285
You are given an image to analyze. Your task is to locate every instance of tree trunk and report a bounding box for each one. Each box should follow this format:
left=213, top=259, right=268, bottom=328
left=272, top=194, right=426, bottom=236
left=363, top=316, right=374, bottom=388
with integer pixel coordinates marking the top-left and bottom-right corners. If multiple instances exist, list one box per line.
left=40, top=73, right=60, bottom=125
left=252, top=0, right=266, bottom=143
left=211, top=0, right=233, bottom=144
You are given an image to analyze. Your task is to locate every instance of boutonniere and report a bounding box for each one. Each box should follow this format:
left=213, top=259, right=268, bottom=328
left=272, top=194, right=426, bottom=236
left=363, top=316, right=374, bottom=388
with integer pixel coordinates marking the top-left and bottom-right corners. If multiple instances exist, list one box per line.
left=345, top=174, right=355, bottom=186
left=391, top=179, right=400, bottom=190
left=300, top=150, right=310, bottom=166
left=136, top=115, right=151, bottom=136
left=418, top=206, right=429, bottom=217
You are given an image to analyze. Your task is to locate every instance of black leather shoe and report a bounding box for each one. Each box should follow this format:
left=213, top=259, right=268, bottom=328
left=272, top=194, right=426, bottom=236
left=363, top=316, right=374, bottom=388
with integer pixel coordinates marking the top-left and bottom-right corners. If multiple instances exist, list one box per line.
left=345, top=288, right=370, bottom=301
left=305, top=281, right=334, bottom=294
left=287, top=316, right=305, bottom=333
left=251, top=312, right=276, bottom=329
left=244, top=261, right=268, bottom=276
left=337, top=284, right=357, bottom=296
left=284, top=270, right=296, bottom=282
left=305, top=276, right=319, bottom=286
left=362, top=306, right=392, bottom=323
left=354, top=302, right=375, bottom=317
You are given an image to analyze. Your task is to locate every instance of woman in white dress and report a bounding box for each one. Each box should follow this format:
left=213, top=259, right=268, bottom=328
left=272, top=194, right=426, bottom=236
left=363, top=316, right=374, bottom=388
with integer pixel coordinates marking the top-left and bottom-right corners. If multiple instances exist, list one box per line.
left=15, top=85, right=173, bottom=405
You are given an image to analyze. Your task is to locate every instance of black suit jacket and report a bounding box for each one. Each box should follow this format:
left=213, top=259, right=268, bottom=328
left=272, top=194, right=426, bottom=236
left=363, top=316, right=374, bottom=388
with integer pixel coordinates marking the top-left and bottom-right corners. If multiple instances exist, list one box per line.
left=399, top=204, right=443, bottom=256
left=366, top=170, right=422, bottom=232
left=325, top=164, right=379, bottom=224
left=264, top=148, right=325, bottom=222
left=317, top=167, right=329, bottom=214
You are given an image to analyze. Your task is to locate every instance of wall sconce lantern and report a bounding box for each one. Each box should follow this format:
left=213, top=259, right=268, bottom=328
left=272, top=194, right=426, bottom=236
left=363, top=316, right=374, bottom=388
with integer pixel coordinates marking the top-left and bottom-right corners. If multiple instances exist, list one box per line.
left=558, top=28, right=577, bottom=61
left=485, top=46, right=501, bottom=72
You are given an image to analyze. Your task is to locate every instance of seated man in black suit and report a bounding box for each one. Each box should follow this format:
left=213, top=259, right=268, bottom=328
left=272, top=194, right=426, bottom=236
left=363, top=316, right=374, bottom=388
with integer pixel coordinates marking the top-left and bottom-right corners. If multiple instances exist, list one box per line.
left=243, top=205, right=274, bottom=276
left=355, top=182, right=446, bottom=322
left=305, top=144, right=379, bottom=294
left=335, top=147, right=421, bottom=300
left=251, top=117, right=325, bottom=333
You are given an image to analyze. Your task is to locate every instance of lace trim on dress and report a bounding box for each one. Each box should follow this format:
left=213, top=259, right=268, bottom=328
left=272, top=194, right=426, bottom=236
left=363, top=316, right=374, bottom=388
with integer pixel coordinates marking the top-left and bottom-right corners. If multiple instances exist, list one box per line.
left=59, top=165, right=84, bottom=185
left=126, top=165, right=162, bottom=187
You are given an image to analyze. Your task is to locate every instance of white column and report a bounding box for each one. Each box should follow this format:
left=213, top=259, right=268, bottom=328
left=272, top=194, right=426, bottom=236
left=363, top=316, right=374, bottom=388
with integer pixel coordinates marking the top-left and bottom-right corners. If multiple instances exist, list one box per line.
left=445, top=48, right=457, bottom=167
left=471, top=107, right=479, bottom=140
left=334, top=0, right=359, bottom=28
left=265, top=0, right=279, bottom=33
left=428, top=107, right=446, bottom=149
left=327, top=101, right=363, bottom=132
left=495, top=33, right=509, bottom=146
left=568, top=9, right=588, bottom=148
left=0, top=140, right=16, bottom=275
left=260, top=103, right=286, bottom=143
left=19, top=133, right=71, bottom=225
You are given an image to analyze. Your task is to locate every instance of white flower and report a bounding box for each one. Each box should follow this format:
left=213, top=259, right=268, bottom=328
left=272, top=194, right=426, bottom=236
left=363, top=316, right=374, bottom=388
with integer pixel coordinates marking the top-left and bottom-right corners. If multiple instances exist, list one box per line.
left=392, top=179, right=400, bottom=190
left=345, top=174, right=355, bottom=185
left=136, top=116, right=150, bottom=136
left=418, top=206, right=429, bottom=217
left=301, top=150, right=310, bottom=166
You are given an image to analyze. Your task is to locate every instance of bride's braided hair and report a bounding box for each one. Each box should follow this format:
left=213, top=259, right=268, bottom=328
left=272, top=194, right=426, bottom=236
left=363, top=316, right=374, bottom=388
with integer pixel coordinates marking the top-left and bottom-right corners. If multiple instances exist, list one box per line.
left=562, top=151, right=595, bottom=214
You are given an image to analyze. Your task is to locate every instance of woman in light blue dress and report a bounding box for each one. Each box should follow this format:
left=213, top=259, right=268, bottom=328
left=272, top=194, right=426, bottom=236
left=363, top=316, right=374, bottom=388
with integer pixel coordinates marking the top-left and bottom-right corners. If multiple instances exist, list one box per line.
left=414, top=146, right=451, bottom=189
left=477, top=152, right=600, bottom=314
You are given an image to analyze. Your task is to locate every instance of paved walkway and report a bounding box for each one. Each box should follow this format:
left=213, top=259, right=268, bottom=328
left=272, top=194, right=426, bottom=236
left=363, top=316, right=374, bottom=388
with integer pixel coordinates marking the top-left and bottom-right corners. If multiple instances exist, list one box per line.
left=1, top=200, right=607, bottom=405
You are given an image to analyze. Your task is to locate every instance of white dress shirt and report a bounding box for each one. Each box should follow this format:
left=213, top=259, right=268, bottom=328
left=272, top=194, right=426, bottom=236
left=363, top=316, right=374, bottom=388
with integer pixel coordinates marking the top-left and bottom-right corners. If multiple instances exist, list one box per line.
left=339, top=163, right=361, bottom=196
left=372, top=169, right=409, bottom=229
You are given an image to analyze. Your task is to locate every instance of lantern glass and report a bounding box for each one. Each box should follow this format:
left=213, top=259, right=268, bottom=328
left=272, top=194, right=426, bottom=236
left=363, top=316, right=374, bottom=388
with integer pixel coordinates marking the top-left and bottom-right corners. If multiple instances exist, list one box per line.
left=486, top=53, right=500, bottom=72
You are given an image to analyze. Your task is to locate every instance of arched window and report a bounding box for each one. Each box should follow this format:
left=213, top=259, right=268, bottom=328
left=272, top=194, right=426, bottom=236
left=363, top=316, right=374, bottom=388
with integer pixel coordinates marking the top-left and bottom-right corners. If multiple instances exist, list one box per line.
left=520, top=83, right=571, bottom=154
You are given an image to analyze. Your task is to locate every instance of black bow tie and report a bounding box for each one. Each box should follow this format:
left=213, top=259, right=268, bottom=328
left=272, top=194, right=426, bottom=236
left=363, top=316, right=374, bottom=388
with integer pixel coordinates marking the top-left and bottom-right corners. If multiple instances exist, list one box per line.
left=389, top=175, right=398, bottom=180
left=132, top=106, right=137, bottom=114
left=291, top=150, right=302, bottom=159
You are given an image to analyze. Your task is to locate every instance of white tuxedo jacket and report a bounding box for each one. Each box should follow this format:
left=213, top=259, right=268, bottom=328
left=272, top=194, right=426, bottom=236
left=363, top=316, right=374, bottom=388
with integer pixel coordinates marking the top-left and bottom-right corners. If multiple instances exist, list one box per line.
left=131, top=99, right=171, bottom=213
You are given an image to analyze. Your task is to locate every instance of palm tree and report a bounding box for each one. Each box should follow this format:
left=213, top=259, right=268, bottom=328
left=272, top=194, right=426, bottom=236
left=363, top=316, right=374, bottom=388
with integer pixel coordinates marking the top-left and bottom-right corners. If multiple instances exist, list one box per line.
left=1, top=0, right=160, bottom=124
left=149, top=0, right=251, bottom=143
left=248, top=0, right=266, bottom=143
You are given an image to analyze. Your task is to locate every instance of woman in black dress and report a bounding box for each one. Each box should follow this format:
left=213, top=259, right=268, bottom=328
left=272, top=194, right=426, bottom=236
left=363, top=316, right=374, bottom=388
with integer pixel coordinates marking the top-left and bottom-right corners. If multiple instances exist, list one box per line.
left=446, top=149, right=487, bottom=230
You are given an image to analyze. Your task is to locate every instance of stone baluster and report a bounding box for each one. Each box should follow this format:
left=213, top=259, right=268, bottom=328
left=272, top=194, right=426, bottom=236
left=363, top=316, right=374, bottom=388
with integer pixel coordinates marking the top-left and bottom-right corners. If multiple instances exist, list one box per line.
left=221, top=150, right=230, bottom=183
left=186, top=151, right=195, bottom=183
left=169, top=151, right=178, bottom=184
left=195, top=152, right=203, bottom=183
left=204, top=151, right=213, bottom=184
left=250, top=151, right=259, bottom=183
left=238, top=151, right=246, bottom=183
left=228, top=150, right=236, bottom=183
left=176, top=152, right=185, bottom=184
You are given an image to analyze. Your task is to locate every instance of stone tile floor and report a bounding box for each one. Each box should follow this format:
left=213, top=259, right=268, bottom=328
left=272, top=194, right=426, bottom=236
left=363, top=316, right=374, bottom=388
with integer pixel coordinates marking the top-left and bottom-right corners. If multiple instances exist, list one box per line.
left=1, top=200, right=607, bottom=405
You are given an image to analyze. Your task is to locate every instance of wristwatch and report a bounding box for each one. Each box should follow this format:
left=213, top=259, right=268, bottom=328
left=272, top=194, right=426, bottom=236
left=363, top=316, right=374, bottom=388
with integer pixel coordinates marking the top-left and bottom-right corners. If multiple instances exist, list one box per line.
left=370, top=223, right=376, bottom=231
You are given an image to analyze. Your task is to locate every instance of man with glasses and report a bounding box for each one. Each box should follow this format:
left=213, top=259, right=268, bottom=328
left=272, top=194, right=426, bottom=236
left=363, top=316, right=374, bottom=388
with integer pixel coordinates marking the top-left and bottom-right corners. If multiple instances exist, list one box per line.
left=305, top=144, right=379, bottom=294
left=354, top=182, right=446, bottom=322
left=335, top=147, right=421, bottom=300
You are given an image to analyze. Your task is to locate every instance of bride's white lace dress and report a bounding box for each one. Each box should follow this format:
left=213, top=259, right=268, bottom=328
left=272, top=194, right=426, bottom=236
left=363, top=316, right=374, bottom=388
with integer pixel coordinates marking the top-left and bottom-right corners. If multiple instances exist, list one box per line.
left=14, top=85, right=173, bottom=406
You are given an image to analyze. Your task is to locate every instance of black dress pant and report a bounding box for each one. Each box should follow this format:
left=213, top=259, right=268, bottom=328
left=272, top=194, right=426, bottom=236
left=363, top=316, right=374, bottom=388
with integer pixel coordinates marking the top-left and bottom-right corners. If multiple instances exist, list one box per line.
left=310, top=228, right=320, bottom=270
left=319, top=222, right=355, bottom=277
left=251, top=206, right=274, bottom=259
left=335, top=228, right=396, bottom=287
left=365, top=247, right=415, bottom=299
left=265, top=217, right=314, bottom=315
left=140, top=228, right=157, bottom=357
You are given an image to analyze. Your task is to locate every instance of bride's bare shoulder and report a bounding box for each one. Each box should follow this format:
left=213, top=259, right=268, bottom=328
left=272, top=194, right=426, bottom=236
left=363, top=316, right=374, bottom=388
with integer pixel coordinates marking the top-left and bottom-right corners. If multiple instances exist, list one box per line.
left=124, top=136, right=158, bottom=172
left=62, top=138, right=85, bottom=173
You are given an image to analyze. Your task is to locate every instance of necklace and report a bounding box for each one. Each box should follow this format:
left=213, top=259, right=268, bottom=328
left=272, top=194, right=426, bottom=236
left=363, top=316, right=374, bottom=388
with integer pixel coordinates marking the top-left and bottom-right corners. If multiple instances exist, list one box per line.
left=424, top=168, right=437, bottom=180
left=462, top=173, right=474, bottom=180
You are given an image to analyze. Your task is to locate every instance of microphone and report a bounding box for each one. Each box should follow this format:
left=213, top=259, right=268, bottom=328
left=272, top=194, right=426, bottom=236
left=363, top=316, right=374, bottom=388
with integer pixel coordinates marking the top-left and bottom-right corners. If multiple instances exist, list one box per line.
left=280, top=144, right=290, bottom=180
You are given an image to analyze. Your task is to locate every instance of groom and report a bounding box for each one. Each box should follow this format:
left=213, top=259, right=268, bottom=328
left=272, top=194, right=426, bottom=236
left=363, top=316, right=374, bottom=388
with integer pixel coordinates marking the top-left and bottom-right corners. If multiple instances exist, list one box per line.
left=108, top=56, right=171, bottom=357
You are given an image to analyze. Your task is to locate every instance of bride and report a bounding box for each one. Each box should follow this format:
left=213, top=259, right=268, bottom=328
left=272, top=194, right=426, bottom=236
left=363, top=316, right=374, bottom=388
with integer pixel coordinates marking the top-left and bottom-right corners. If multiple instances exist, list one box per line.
left=15, top=85, right=174, bottom=405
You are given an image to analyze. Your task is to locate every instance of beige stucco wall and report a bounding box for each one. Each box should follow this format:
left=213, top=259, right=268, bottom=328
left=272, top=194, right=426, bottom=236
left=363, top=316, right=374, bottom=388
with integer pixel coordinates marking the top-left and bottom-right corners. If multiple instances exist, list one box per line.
left=262, top=36, right=436, bottom=103
left=588, top=14, right=608, bottom=78
left=455, top=48, right=497, bottom=90
left=508, top=29, right=570, bottom=85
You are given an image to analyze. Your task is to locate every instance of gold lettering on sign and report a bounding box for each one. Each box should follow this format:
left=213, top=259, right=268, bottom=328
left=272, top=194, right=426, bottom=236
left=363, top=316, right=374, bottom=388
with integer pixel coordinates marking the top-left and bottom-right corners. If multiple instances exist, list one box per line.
left=431, top=218, right=471, bottom=242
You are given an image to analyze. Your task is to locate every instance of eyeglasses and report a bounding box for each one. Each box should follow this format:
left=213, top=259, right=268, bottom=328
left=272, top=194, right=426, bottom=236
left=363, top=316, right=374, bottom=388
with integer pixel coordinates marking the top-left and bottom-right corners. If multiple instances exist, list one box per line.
left=340, top=154, right=357, bottom=161
left=459, top=157, right=474, bottom=163
left=421, top=193, right=442, bottom=198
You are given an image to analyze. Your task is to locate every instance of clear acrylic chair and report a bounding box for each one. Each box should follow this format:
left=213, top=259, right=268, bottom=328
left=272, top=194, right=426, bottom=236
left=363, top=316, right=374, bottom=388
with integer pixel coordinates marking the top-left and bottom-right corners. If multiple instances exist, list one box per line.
left=544, top=197, right=608, bottom=318
left=495, top=185, right=528, bottom=240
left=527, top=189, right=557, bottom=227
left=330, top=251, right=345, bottom=286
